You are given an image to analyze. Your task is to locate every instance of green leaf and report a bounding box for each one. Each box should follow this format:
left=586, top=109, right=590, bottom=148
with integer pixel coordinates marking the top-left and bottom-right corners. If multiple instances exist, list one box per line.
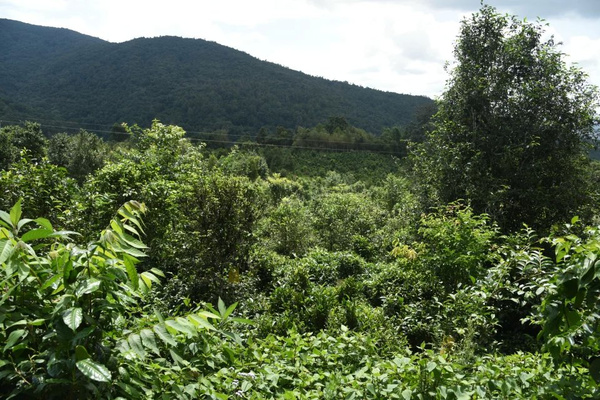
left=154, top=324, right=177, bottom=347
left=21, top=228, right=53, bottom=243
left=63, top=307, right=83, bottom=331
left=9, top=199, right=22, bottom=228
left=123, top=254, right=138, bottom=290
left=140, top=271, right=161, bottom=290
left=0, top=240, right=14, bottom=265
left=218, top=297, right=227, bottom=317
left=128, top=333, right=146, bottom=358
left=75, top=279, right=102, bottom=297
left=140, top=328, right=161, bottom=356
left=121, top=232, right=147, bottom=249
left=222, top=302, right=238, bottom=321
left=562, top=279, right=579, bottom=299
left=197, top=311, right=220, bottom=320
left=4, top=329, right=27, bottom=351
left=401, top=389, right=412, bottom=400
left=76, top=359, right=111, bottom=382
left=0, top=210, right=11, bottom=228
left=150, top=267, right=165, bottom=277
left=34, top=217, right=53, bottom=231
left=165, top=318, right=197, bottom=337
left=188, top=314, right=216, bottom=331
left=17, top=262, right=30, bottom=282
left=426, top=361, right=437, bottom=372
left=41, top=274, right=61, bottom=291
left=16, top=218, right=34, bottom=232
left=75, top=345, right=90, bottom=361
left=169, top=348, right=189, bottom=366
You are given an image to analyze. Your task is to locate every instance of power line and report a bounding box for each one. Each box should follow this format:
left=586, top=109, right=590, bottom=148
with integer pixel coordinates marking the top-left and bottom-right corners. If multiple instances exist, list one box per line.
left=0, top=118, right=409, bottom=155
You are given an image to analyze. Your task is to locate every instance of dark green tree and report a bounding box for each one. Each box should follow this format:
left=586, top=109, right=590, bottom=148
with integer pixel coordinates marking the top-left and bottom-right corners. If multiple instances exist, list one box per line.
left=10, top=121, right=47, bottom=160
left=68, top=130, right=107, bottom=183
left=413, top=5, right=599, bottom=231
left=0, top=127, right=17, bottom=169
left=47, top=132, right=72, bottom=168
left=48, top=130, right=107, bottom=183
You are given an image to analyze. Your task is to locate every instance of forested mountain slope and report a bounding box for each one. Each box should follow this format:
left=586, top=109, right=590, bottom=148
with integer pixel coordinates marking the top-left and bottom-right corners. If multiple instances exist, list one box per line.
left=0, top=19, right=432, bottom=134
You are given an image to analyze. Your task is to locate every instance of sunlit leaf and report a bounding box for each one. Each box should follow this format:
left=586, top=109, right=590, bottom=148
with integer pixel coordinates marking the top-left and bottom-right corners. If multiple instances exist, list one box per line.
left=0, top=240, right=14, bottom=265
left=21, top=228, right=53, bottom=243
left=153, top=324, right=177, bottom=347
left=76, top=359, right=111, bottom=382
left=9, top=199, right=22, bottom=227
left=140, top=328, right=161, bottom=356
left=128, top=333, right=145, bottom=358
left=63, top=307, right=83, bottom=331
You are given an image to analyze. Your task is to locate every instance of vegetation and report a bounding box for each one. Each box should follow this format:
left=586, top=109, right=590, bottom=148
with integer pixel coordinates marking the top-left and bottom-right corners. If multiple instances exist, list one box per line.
left=0, top=18, right=432, bottom=135
left=2, top=4, right=600, bottom=399
left=412, top=5, right=599, bottom=232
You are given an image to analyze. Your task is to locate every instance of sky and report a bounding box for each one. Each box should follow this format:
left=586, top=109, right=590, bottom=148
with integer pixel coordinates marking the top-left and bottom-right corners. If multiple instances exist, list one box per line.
left=2, top=0, right=600, bottom=99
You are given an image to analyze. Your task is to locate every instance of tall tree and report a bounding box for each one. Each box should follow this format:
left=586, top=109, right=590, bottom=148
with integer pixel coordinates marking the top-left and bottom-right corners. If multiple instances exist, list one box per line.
left=412, top=5, right=599, bottom=231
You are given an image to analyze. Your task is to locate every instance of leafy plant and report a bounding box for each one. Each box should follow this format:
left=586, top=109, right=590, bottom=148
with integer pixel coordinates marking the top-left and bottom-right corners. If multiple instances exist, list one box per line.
left=0, top=200, right=245, bottom=398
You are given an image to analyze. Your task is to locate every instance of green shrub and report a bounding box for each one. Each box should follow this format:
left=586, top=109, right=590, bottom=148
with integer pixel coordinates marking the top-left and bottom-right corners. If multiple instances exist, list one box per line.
left=0, top=200, right=246, bottom=398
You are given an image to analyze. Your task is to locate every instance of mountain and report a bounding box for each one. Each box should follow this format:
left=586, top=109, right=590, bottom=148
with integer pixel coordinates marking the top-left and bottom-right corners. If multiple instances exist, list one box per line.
left=0, top=18, right=433, bottom=135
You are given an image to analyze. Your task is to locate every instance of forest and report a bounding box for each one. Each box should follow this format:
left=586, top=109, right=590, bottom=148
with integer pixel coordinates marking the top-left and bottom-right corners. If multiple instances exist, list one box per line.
left=0, top=18, right=431, bottom=135
left=2, top=5, right=600, bottom=399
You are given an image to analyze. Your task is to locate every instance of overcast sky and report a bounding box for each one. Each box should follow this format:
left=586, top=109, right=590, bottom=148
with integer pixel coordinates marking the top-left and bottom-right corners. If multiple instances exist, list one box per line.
left=2, top=0, right=600, bottom=98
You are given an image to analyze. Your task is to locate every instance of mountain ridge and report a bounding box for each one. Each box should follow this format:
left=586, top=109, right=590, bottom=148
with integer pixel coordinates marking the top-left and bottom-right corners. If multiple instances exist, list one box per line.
left=0, top=18, right=433, bottom=135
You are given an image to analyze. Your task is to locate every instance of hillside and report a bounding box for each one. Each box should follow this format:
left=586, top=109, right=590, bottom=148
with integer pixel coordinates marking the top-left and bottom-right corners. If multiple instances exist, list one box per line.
left=0, top=19, right=433, bottom=135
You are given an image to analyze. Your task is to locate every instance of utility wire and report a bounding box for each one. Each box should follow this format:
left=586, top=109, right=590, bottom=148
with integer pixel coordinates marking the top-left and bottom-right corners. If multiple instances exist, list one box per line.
left=0, top=118, right=410, bottom=155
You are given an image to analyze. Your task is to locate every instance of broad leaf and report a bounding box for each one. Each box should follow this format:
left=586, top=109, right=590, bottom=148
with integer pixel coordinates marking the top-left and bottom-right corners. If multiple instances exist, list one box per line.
left=75, top=279, right=102, bottom=297
left=4, top=329, right=27, bottom=351
left=165, top=318, right=196, bottom=337
left=0, top=240, right=14, bottom=265
left=21, top=228, right=53, bottom=243
left=153, top=324, right=177, bottom=347
left=123, top=254, right=138, bottom=290
left=140, top=328, right=161, bottom=355
left=218, top=297, right=227, bottom=317
left=34, top=217, right=53, bottom=231
left=63, top=307, right=83, bottom=331
left=128, top=333, right=145, bottom=358
left=75, top=345, right=90, bottom=361
left=0, top=210, right=11, bottom=228
left=188, top=314, right=216, bottom=331
left=9, top=199, right=22, bottom=228
left=197, top=311, right=220, bottom=320
left=76, top=359, right=111, bottom=382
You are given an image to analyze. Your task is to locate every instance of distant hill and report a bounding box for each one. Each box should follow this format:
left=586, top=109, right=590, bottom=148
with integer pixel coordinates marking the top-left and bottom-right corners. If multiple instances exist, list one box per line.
left=0, top=18, right=433, bottom=135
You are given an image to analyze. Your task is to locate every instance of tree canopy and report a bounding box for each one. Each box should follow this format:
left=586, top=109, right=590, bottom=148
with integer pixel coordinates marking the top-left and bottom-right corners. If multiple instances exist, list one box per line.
left=413, top=5, right=600, bottom=231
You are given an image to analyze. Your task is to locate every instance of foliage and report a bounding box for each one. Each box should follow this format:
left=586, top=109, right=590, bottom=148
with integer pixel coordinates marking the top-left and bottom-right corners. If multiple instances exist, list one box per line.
left=412, top=5, right=599, bottom=232
left=156, top=170, right=265, bottom=304
left=0, top=122, right=47, bottom=168
left=0, top=155, right=77, bottom=227
left=48, top=130, right=107, bottom=183
left=218, top=146, right=269, bottom=181
left=204, top=329, right=596, bottom=399
left=0, top=200, right=246, bottom=399
left=0, top=19, right=432, bottom=135
left=535, top=220, right=600, bottom=382
left=415, top=203, right=499, bottom=290
left=4, top=6, right=600, bottom=395
left=311, top=191, right=386, bottom=252
left=258, top=196, right=315, bottom=257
